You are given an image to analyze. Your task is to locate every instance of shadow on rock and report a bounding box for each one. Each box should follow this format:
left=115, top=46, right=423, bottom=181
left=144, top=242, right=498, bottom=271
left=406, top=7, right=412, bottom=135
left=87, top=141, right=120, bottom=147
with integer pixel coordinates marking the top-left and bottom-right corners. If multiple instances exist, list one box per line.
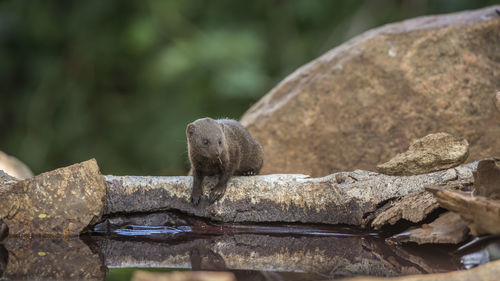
left=1, top=237, right=107, bottom=281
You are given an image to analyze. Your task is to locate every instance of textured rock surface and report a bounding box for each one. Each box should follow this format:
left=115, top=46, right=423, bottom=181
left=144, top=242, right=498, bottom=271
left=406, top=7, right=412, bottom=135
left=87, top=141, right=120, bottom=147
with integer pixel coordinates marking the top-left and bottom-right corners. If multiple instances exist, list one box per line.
left=389, top=212, right=469, bottom=244
left=1, top=171, right=19, bottom=240
left=343, top=259, right=500, bottom=281
left=427, top=185, right=500, bottom=236
left=1, top=237, right=106, bottom=280
left=377, top=133, right=469, bottom=176
left=240, top=6, right=500, bottom=177
left=0, top=150, right=33, bottom=179
left=104, top=162, right=475, bottom=227
left=0, top=159, right=108, bottom=236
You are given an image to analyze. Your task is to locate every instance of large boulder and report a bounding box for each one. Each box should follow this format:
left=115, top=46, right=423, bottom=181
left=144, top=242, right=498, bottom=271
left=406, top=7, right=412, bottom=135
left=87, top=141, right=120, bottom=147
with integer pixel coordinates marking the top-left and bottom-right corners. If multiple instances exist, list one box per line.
left=0, top=159, right=108, bottom=236
left=240, top=6, right=500, bottom=177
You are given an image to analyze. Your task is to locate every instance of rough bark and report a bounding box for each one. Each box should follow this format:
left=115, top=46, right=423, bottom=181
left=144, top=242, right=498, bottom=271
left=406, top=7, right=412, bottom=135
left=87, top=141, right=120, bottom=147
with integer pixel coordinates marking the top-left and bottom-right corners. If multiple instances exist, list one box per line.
left=389, top=212, right=469, bottom=244
left=369, top=190, right=439, bottom=230
left=426, top=185, right=500, bottom=236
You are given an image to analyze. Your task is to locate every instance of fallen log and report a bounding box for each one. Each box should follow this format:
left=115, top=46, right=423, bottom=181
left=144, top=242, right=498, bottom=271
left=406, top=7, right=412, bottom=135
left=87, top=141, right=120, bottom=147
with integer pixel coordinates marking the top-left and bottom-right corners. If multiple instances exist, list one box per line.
left=104, top=162, right=476, bottom=227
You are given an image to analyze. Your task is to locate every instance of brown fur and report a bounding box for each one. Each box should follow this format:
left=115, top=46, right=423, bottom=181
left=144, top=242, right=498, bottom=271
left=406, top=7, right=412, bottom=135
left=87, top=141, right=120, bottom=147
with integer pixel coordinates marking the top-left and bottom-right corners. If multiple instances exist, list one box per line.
left=186, top=118, right=263, bottom=205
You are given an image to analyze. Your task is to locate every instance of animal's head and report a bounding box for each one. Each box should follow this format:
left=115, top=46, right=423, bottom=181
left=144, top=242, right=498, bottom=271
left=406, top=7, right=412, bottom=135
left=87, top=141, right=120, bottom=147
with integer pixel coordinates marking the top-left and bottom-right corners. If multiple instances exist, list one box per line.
left=186, top=118, right=226, bottom=159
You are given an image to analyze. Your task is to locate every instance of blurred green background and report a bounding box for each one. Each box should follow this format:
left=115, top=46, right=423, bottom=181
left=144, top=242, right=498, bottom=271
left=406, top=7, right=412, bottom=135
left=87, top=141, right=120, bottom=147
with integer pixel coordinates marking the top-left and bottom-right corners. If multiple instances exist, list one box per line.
left=0, top=0, right=496, bottom=176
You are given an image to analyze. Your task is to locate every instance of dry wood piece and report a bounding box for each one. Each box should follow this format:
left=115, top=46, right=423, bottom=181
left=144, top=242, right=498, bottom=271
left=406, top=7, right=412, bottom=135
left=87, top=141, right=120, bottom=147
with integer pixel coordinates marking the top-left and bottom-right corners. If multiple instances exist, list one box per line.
left=426, top=185, right=500, bottom=236
left=389, top=212, right=469, bottom=245
left=369, top=190, right=439, bottom=230
left=473, top=159, right=500, bottom=200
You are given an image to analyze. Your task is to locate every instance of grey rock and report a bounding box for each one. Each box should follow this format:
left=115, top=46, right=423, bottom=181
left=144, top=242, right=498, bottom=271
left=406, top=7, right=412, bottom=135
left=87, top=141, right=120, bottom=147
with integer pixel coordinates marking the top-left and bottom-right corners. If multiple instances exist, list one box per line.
left=377, top=133, right=469, bottom=176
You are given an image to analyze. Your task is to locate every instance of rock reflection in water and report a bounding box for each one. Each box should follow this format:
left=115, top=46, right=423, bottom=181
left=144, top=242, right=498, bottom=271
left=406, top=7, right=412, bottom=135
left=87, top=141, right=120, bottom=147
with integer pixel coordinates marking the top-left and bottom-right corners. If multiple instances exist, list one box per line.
left=90, top=232, right=462, bottom=279
left=0, top=237, right=106, bottom=281
left=0, top=224, right=476, bottom=281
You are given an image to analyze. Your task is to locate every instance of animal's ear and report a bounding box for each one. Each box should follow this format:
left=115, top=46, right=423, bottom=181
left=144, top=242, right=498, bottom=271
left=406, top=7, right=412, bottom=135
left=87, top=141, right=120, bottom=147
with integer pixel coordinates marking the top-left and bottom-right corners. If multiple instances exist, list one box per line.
left=186, top=123, right=195, bottom=137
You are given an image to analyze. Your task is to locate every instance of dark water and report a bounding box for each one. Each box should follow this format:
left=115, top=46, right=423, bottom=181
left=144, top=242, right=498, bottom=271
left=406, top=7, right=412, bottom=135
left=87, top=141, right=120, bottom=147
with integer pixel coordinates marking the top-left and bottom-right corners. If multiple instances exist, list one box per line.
left=1, top=215, right=499, bottom=281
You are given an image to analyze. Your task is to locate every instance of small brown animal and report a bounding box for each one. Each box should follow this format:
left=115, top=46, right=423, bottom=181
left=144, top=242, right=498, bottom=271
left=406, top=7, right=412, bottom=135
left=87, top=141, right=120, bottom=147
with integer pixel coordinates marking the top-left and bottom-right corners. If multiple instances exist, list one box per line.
left=186, top=118, right=263, bottom=205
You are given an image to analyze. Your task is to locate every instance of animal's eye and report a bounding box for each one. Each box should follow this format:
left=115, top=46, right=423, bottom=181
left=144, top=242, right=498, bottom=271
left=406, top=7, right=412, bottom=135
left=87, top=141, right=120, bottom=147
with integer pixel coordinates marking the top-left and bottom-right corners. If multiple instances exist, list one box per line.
left=218, top=140, right=222, bottom=145
left=203, top=139, right=209, bottom=145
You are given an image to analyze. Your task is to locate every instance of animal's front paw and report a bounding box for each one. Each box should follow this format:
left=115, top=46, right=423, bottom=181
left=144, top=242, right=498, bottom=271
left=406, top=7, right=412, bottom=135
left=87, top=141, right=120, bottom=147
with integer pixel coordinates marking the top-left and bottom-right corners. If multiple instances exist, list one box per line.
left=241, top=169, right=256, bottom=176
left=191, top=192, right=201, bottom=206
left=209, top=186, right=226, bottom=204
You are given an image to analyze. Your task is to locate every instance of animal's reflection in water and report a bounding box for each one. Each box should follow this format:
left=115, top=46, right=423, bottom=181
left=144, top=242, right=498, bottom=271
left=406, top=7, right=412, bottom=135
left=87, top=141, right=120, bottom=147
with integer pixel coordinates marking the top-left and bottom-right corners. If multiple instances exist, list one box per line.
left=188, top=245, right=315, bottom=281
left=190, top=247, right=226, bottom=271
